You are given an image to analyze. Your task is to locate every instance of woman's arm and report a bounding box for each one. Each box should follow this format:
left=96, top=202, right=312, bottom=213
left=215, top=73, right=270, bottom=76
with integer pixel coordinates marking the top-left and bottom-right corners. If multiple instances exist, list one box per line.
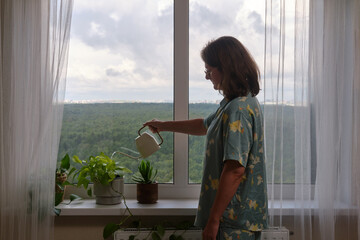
left=202, top=160, right=245, bottom=240
left=143, top=118, right=207, bottom=136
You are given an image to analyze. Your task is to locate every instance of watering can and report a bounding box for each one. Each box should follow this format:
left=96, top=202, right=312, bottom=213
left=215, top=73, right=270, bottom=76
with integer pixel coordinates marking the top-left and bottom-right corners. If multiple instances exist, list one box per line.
left=112, top=126, right=163, bottom=159
left=135, top=126, right=163, bottom=158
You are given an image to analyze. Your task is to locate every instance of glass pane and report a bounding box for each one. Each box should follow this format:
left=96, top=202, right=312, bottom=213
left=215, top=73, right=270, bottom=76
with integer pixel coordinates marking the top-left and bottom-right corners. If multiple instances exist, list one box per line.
left=188, top=0, right=266, bottom=183
left=58, top=0, right=174, bottom=183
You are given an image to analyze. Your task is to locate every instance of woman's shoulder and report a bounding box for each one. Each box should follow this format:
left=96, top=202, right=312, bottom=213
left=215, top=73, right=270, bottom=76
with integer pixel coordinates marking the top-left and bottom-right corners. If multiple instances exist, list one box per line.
left=225, top=95, right=259, bottom=111
left=224, top=95, right=262, bottom=121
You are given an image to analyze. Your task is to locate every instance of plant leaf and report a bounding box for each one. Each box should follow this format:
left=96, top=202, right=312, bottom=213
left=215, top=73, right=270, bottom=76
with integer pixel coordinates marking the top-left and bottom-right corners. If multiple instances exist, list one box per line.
left=169, top=234, right=177, bottom=240
left=69, top=194, right=82, bottom=202
left=129, top=235, right=135, bottom=240
left=54, top=207, right=61, bottom=216
left=151, top=232, right=161, bottom=240
left=63, top=180, right=73, bottom=186
left=156, top=225, right=165, bottom=237
left=60, top=154, right=70, bottom=170
left=72, top=155, right=83, bottom=165
left=55, top=192, right=63, bottom=206
left=56, top=183, right=64, bottom=191
left=103, top=223, right=120, bottom=239
left=68, top=167, right=76, bottom=177
left=87, top=188, right=92, bottom=197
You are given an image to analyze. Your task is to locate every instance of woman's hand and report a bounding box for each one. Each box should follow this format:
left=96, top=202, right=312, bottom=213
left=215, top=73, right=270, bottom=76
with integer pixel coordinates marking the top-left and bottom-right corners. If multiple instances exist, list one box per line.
left=202, top=218, right=220, bottom=240
left=143, top=119, right=164, bottom=133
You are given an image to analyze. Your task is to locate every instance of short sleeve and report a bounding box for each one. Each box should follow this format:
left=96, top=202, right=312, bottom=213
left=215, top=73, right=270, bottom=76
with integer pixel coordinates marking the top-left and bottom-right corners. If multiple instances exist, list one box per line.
left=222, top=111, right=253, bottom=167
left=204, top=111, right=217, bottom=129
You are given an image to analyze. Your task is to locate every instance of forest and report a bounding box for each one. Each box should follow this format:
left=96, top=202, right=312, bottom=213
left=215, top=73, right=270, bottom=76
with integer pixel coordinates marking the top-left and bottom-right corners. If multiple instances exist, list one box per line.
left=58, top=102, right=298, bottom=184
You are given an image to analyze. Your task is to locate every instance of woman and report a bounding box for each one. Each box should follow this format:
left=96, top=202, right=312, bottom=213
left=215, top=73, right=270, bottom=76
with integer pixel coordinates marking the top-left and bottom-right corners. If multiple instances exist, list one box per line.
left=144, top=36, right=268, bottom=240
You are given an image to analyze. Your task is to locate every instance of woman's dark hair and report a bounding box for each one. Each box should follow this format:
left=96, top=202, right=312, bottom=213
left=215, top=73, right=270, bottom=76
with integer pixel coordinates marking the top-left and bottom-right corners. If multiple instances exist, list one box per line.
left=201, top=36, right=260, bottom=100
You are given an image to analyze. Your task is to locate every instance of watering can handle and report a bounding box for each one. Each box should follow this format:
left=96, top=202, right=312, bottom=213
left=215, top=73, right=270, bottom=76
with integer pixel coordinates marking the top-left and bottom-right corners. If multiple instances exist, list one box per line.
left=138, top=125, right=164, bottom=146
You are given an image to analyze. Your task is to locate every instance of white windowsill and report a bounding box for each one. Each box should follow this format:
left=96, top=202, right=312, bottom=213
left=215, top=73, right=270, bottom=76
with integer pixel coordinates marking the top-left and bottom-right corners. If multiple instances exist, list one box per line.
left=57, top=199, right=199, bottom=216
left=56, top=199, right=357, bottom=217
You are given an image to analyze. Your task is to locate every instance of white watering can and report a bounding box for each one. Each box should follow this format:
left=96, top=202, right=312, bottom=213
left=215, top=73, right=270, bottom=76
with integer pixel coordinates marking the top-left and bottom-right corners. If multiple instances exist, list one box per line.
left=135, top=125, right=164, bottom=158
left=112, top=126, right=163, bottom=159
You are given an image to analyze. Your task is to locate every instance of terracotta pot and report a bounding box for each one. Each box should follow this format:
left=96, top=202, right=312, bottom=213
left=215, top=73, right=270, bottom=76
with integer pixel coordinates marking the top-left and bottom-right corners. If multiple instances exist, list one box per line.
left=136, top=183, right=158, bottom=204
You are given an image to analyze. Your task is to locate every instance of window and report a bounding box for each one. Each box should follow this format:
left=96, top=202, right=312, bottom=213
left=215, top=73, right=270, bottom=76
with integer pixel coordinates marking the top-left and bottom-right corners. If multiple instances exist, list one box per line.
left=188, top=0, right=266, bottom=183
left=59, top=0, right=175, bottom=187
left=59, top=1, right=296, bottom=199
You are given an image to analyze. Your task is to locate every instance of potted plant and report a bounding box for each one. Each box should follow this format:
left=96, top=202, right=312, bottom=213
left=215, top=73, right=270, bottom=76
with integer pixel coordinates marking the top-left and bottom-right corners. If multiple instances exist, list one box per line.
left=132, top=160, right=158, bottom=204
left=55, top=154, right=73, bottom=206
left=71, top=152, right=132, bottom=205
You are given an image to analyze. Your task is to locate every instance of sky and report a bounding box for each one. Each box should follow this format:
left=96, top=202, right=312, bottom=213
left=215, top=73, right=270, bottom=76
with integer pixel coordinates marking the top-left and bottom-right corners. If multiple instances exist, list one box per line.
left=65, top=0, right=297, bottom=103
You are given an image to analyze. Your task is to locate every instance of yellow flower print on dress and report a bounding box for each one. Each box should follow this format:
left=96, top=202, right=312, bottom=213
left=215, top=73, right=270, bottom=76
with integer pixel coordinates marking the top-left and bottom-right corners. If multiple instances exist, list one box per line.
left=255, top=107, right=260, bottom=117
left=222, top=113, right=229, bottom=124
left=249, top=224, right=260, bottom=231
left=205, top=184, right=209, bottom=191
left=242, top=230, right=254, bottom=237
left=209, top=175, right=219, bottom=190
left=231, top=230, right=253, bottom=237
left=246, top=221, right=260, bottom=231
left=259, top=145, right=264, bottom=153
left=229, top=120, right=244, bottom=133
left=249, top=164, right=254, bottom=174
left=249, top=200, right=259, bottom=210
left=239, top=174, right=247, bottom=183
left=252, top=156, right=260, bottom=165
left=247, top=105, right=255, bottom=116
left=257, top=175, right=263, bottom=185
left=223, top=232, right=232, bottom=240
left=253, top=132, right=258, bottom=141
left=239, top=97, right=247, bottom=102
left=227, top=208, right=237, bottom=220
left=206, top=148, right=210, bottom=157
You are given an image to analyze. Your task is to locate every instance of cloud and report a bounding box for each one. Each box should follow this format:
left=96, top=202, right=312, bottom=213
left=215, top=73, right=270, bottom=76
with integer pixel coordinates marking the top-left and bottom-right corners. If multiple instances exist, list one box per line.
left=66, top=0, right=296, bottom=103
left=106, top=68, right=121, bottom=77
left=248, top=11, right=264, bottom=34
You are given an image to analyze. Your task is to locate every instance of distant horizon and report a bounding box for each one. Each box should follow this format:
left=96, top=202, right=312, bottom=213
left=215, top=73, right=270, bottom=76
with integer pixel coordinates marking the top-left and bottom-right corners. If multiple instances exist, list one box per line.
left=63, top=99, right=296, bottom=106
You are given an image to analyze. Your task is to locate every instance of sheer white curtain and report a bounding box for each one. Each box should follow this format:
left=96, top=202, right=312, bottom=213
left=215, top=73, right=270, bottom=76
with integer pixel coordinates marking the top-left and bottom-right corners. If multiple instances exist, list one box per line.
left=0, top=0, right=73, bottom=239
left=264, top=0, right=360, bottom=239
left=311, top=0, right=360, bottom=239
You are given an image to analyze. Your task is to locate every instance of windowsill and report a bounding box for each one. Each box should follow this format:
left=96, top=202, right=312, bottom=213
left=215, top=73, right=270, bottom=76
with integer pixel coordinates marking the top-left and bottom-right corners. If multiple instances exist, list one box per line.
left=55, top=199, right=358, bottom=217
left=56, top=199, right=199, bottom=216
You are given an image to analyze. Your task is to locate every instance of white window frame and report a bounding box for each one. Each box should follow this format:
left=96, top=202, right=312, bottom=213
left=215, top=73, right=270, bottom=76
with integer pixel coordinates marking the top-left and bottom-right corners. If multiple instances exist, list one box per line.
left=123, top=0, right=298, bottom=200
left=123, top=0, right=201, bottom=199
left=68, top=0, right=298, bottom=201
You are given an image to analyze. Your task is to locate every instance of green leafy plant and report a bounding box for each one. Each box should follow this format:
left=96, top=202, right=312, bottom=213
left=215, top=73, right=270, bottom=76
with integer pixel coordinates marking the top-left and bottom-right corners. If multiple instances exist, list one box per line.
left=132, top=160, right=158, bottom=184
left=72, top=152, right=132, bottom=196
left=54, top=154, right=80, bottom=216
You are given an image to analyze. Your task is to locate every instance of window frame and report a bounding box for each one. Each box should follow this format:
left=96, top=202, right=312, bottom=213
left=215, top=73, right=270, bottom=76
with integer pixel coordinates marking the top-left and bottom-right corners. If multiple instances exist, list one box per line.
left=66, top=0, right=300, bottom=201
left=123, top=0, right=200, bottom=199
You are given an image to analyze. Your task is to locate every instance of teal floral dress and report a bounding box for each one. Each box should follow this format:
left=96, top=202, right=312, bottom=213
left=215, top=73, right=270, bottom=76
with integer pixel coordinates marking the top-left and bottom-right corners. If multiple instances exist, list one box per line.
left=194, top=95, right=268, bottom=238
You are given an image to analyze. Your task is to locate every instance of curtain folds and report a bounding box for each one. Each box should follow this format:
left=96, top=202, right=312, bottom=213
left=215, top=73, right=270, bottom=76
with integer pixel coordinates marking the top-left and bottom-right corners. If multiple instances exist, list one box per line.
left=0, top=0, right=73, bottom=239
left=265, top=0, right=359, bottom=239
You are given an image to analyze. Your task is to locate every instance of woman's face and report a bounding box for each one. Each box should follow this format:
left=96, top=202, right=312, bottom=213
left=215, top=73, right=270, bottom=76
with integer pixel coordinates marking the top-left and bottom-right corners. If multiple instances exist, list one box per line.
left=204, top=63, right=222, bottom=90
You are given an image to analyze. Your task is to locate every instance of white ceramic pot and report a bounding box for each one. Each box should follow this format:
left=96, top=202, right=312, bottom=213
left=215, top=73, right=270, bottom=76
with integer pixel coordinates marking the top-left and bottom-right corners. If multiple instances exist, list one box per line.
left=93, top=177, right=124, bottom=205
